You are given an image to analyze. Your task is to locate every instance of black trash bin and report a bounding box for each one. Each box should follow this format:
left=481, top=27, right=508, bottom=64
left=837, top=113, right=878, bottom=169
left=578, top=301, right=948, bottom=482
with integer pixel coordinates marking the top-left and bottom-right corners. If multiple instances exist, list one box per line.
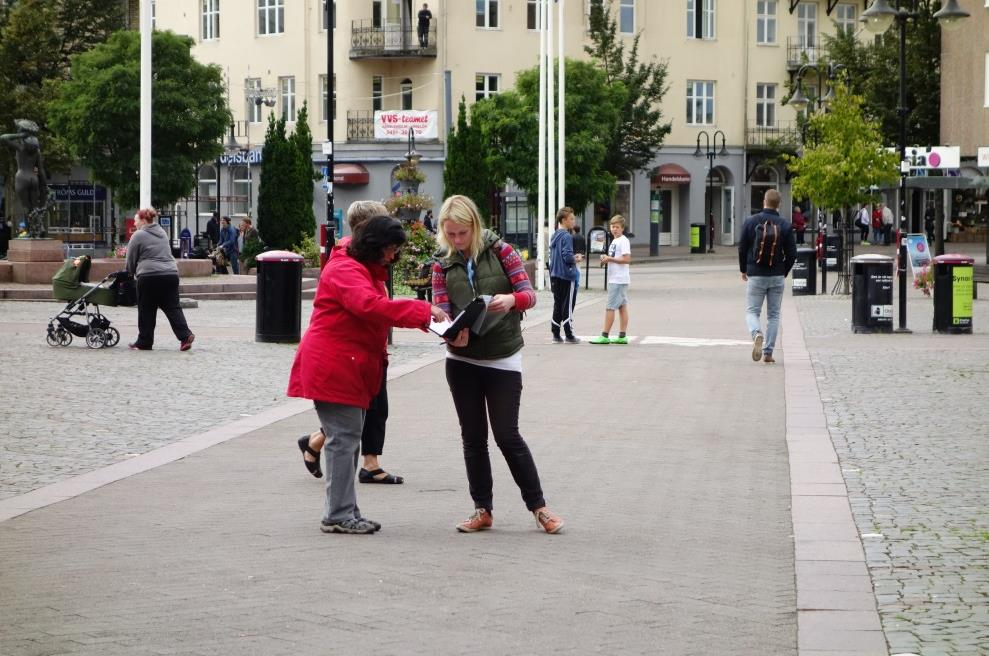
left=256, top=250, right=305, bottom=343
left=850, top=254, right=893, bottom=334
left=824, top=234, right=842, bottom=271
left=792, top=247, right=817, bottom=296
left=690, top=223, right=706, bottom=254
left=932, top=253, right=974, bottom=334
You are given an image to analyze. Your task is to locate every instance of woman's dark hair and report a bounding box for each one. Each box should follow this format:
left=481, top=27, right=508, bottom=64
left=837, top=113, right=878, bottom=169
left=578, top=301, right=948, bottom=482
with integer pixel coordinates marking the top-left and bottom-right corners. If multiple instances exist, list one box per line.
left=347, top=215, right=407, bottom=263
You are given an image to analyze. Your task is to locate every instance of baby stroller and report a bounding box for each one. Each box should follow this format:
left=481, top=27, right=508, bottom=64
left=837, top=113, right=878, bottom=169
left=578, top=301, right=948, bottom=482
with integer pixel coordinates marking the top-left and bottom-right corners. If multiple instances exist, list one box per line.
left=46, top=255, right=137, bottom=349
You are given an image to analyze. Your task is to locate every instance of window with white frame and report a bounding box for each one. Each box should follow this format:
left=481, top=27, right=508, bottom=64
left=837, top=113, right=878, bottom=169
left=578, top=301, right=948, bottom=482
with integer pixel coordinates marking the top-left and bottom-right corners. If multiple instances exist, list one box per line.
left=320, top=75, right=335, bottom=121
left=202, top=0, right=219, bottom=40
left=401, top=78, right=413, bottom=110
left=321, top=1, right=335, bottom=30
left=686, top=80, right=715, bottom=125
left=756, top=0, right=776, bottom=44
left=985, top=52, right=989, bottom=107
left=619, top=0, right=634, bottom=34
left=756, top=83, right=776, bottom=127
left=258, top=0, right=284, bottom=35
left=797, top=3, right=816, bottom=48
left=246, top=78, right=262, bottom=123
left=834, top=4, right=856, bottom=36
left=372, top=76, right=382, bottom=112
left=476, top=74, right=500, bottom=101
left=279, top=76, right=296, bottom=121
left=476, top=0, right=499, bottom=28
left=527, top=0, right=539, bottom=30
left=687, top=0, right=716, bottom=39
left=198, top=165, right=218, bottom=215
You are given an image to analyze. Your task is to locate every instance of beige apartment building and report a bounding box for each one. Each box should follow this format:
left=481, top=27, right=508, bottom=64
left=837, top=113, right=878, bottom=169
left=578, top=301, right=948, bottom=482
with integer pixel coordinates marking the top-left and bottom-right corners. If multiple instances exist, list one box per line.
left=148, top=0, right=866, bottom=248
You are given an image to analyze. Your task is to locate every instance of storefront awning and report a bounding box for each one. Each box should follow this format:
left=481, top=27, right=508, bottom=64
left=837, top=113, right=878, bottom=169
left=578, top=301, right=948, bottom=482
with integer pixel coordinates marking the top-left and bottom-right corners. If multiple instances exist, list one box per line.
left=333, top=163, right=370, bottom=186
left=652, top=163, right=691, bottom=184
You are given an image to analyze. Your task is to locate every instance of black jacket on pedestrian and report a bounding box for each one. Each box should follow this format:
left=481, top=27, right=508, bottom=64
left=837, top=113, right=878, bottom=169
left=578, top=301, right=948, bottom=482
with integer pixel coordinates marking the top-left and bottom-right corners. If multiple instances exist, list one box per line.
left=206, top=217, right=220, bottom=247
left=738, top=208, right=797, bottom=278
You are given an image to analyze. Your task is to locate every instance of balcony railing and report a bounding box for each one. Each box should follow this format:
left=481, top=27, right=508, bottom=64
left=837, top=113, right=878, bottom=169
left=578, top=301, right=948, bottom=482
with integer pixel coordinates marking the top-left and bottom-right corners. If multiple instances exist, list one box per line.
left=347, top=110, right=375, bottom=141
left=350, top=19, right=437, bottom=59
left=786, top=36, right=821, bottom=70
left=746, top=120, right=800, bottom=150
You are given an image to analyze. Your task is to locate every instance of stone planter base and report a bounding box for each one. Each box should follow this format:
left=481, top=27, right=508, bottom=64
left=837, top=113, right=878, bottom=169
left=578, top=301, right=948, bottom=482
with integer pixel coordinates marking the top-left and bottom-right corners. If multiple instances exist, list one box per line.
left=7, top=239, right=65, bottom=262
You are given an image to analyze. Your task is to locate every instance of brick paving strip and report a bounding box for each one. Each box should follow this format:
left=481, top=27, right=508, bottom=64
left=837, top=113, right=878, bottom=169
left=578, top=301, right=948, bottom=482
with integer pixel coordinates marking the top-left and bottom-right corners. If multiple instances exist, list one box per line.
left=782, top=294, right=888, bottom=655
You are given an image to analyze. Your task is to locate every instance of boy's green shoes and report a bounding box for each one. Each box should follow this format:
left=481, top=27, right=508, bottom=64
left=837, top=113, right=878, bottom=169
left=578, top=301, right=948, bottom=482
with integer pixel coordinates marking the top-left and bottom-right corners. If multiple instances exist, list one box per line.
left=610, top=336, right=628, bottom=344
left=589, top=335, right=610, bottom=344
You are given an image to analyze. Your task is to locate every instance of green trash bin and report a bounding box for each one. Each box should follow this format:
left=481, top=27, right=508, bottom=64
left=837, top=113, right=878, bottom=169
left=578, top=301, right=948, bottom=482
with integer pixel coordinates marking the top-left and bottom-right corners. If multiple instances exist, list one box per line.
left=690, top=223, right=705, bottom=254
left=932, top=254, right=974, bottom=334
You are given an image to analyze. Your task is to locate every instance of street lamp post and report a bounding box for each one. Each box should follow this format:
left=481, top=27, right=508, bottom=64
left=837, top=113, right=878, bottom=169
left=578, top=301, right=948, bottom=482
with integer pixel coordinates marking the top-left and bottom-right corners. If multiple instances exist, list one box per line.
left=324, top=0, right=336, bottom=265
left=860, top=0, right=969, bottom=332
left=694, top=130, right=727, bottom=254
left=787, top=62, right=846, bottom=295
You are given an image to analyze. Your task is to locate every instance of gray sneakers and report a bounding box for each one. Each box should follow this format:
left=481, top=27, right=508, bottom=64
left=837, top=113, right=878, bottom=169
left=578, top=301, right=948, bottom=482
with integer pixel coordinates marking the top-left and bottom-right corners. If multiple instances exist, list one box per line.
left=320, top=517, right=379, bottom=534
left=751, top=332, right=764, bottom=361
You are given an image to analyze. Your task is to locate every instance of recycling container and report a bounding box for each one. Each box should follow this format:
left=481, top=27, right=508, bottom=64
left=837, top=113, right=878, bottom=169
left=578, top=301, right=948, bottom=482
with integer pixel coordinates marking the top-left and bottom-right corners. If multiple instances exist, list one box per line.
left=792, top=247, right=817, bottom=296
left=824, top=234, right=842, bottom=271
left=850, top=254, right=893, bottom=334
left=690, top=223, right=706, bottom=254
left=256, top=250, right=304, bottom=343
left=932, top=254, right=974, bottom=334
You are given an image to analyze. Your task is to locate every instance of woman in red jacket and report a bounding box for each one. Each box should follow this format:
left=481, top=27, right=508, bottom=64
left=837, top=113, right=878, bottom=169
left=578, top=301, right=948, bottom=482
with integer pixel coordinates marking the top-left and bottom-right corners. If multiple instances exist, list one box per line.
left=288, top=216, right=447, bottom=534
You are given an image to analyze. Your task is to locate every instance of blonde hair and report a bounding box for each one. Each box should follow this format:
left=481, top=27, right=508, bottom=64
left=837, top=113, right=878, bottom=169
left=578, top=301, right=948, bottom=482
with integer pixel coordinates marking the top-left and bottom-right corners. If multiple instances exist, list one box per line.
left=609, top=214, right=625, bottom=228
left=348, top=200, right=388, bottom=230
left=437, top=195, right=485, bottom=258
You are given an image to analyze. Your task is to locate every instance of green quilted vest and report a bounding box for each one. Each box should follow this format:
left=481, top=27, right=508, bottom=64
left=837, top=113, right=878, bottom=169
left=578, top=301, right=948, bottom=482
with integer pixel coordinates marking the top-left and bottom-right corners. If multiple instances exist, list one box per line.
left=438, top=229, right=524, bottom=360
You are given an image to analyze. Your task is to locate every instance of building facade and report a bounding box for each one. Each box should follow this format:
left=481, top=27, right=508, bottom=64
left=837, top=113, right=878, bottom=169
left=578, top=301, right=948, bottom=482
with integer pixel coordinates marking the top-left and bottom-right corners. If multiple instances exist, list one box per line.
left=150, top=0, right=869, bottom=246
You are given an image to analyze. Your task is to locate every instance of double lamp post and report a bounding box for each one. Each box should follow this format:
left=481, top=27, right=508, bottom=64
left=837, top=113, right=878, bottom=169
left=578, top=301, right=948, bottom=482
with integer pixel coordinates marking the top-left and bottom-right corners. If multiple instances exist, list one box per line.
left=859, top=0, right=969, bottom=331
left=694, top=130, right=727, bottom=254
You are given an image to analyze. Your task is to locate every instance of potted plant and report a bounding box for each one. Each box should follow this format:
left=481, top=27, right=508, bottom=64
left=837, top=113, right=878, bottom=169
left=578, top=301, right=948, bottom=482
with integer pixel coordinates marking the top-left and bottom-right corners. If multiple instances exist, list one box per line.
left=385, top=191, right=434, bottom=224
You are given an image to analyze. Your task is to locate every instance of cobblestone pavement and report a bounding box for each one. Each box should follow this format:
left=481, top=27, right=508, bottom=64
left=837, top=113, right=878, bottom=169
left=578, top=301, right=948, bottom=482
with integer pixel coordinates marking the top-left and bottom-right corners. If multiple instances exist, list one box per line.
left=0, top=290, right=576, bottom=501
left=796, top=291, right=989, bottom=656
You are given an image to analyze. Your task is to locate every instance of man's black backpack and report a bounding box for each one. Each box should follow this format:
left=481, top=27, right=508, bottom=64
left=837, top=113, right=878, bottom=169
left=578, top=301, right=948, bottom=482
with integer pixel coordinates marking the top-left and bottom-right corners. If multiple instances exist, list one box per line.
left=751, top=219, right=780, bottom=267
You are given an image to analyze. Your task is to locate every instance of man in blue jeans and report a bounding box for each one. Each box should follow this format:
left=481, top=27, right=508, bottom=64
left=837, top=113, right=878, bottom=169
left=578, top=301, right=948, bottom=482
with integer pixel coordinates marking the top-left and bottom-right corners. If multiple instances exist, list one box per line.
left=738, top=188, right=796, bottom=364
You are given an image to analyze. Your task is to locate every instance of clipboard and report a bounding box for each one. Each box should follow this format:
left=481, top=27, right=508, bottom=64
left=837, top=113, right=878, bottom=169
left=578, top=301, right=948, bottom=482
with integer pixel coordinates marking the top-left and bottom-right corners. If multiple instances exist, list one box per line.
left=428, top=295, right=492, bottom=339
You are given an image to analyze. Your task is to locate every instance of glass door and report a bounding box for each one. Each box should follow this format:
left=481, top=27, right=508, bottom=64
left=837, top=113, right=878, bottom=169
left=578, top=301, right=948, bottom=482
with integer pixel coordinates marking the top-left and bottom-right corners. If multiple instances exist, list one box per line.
left=721, top=186, right=735, bottom=246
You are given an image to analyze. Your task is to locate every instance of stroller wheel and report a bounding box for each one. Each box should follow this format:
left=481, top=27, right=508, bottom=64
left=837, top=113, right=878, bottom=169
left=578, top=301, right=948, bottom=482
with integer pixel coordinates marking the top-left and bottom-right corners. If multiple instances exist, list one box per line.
left=46, top=331, right=59, bottom=346
left=57, top=328, right=72, bottom=346
left=86, top=328, right=105, bottom=349
left=103, top=327, right=120, bottom=348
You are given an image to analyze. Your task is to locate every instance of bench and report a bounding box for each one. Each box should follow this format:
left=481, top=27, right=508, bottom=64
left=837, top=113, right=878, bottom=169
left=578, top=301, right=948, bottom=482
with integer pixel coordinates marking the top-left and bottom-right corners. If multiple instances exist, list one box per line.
left=974, top=264, right=989, bottom=300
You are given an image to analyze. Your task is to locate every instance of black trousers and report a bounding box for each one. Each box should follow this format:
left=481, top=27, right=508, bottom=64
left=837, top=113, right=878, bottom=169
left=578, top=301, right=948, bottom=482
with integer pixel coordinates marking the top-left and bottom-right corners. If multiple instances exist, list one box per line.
left=550, top=276, right=577, bottom=337
left=135, top=273, right=192, bottom=348
left=445, top=358, right=545, bottom=512
left=361, top=367, right=387, bottom=456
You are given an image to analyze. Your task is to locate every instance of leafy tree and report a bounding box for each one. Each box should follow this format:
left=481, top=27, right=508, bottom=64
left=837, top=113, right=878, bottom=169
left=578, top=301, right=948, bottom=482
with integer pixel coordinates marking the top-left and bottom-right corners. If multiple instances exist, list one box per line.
left=784, top=82, right=898, bottom=211
left=473, top=59, right=623, bottom=216
left=288, top=101, right=318, bottom=246
left=49, top=29, right=229, bottom=208
left=585, top=0, right=671, bottom=175
left=0, top=0, right=124, bottom=195
left=824, top=4, right=941, bottom=148
left=258, top=109, right=324, bottom=251
left=444, top=96, right=495, bottom=221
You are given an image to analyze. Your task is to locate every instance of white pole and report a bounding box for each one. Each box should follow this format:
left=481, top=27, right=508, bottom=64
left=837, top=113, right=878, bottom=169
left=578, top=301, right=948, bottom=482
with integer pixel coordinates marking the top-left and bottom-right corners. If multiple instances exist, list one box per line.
left=557, top=0, right=565, bottom=210
left=547, top=0, right=556, bottom=259
left=536, top=0, right=547, bottom=291
left=139, top=0, right=152, bottom=209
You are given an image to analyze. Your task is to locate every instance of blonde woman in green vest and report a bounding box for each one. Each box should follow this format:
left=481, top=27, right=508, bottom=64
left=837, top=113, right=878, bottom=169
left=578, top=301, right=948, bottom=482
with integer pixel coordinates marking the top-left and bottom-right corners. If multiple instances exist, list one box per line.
left=431, top=195, right=564, bottom=534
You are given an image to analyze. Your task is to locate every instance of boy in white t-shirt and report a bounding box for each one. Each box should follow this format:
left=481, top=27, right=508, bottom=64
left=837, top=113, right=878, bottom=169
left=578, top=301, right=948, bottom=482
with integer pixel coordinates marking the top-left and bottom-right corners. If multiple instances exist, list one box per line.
left=590, top=215, right=632, bottom=344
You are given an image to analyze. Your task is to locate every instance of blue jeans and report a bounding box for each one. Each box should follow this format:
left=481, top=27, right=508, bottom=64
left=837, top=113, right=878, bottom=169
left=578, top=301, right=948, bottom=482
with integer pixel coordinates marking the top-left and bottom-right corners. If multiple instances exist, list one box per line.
left=745, top=275, right=785, bottom=355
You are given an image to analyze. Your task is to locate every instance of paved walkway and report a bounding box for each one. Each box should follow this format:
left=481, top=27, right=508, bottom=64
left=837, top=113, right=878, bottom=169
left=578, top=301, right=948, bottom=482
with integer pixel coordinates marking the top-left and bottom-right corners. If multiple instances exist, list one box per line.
left=0, top=253, right=986, bottom=655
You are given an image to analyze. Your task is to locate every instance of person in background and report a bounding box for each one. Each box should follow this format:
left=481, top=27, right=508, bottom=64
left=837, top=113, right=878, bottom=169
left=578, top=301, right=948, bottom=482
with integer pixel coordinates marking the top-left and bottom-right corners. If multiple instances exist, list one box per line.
left=924, top=203, right=935, bottom=244
left=871, top=205, right=883, bottom=245
left=589, top=215, right=632, bottom=345
left=857, top=205, right=871, bottom=245
left=432, top=194, right=564, bottom=534
left=417, top=3, right=432, bottom=48
left=0, top=218, right=10, bottom=258
left=288, top=216, right=447, bottom=534
left=124, top=208, right=195, bottom=352
left=549, top=206, right=582, bottom=344
left=206, top=212, right=220, bottom=250
left=791, top=205, right=806, bottom=245
left=218, top=216, right=240, bottom=274
left=423, top=209, right=435, bottom=233
left=297, top=201, right=409, bottom=485
left=881, top=203, right=895, bottom=246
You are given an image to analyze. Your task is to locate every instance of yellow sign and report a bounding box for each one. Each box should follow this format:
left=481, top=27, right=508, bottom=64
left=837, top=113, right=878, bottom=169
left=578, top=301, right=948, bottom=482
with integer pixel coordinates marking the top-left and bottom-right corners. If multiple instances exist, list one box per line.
left=952, top=266, right=973, bottom=324
left=690, top=226, right=700, bottom=249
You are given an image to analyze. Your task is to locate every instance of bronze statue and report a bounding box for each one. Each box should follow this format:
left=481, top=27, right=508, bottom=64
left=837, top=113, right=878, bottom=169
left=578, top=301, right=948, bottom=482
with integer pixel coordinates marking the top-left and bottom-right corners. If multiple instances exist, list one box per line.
left=1, top=119, right=51, bottom=238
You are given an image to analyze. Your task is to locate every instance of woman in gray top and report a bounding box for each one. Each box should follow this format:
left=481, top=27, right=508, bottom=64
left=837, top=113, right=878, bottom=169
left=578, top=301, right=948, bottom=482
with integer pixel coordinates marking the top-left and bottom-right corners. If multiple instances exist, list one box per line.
left=124, top=208, right=195, bottom=351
